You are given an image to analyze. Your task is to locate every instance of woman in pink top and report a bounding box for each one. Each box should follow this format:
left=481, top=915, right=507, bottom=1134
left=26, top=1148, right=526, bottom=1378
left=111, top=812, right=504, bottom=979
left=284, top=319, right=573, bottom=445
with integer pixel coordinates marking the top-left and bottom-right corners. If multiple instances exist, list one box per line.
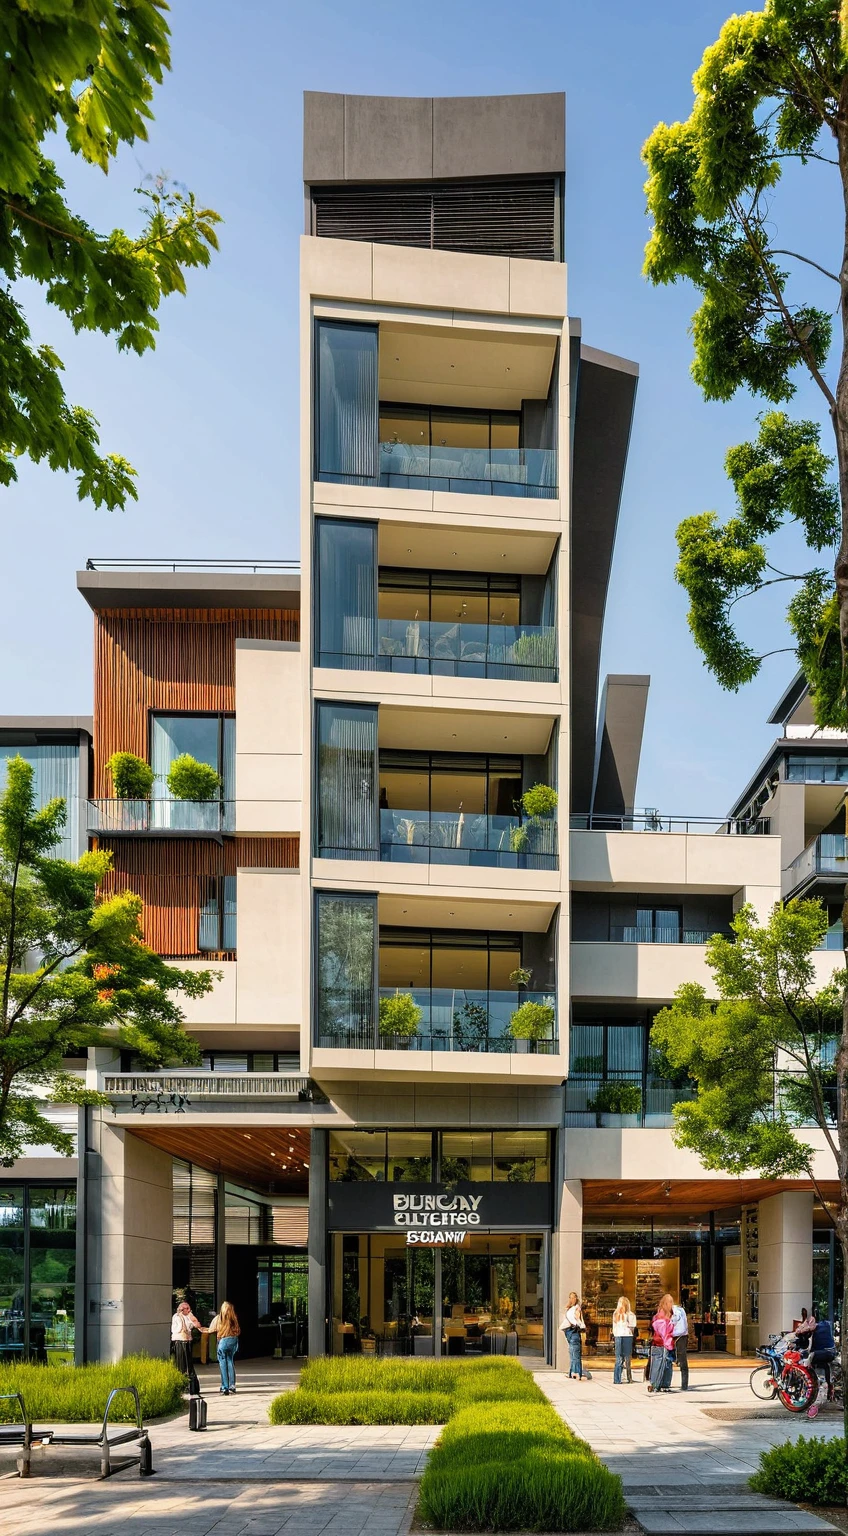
left=647, top=1294, right=675, bottom=1394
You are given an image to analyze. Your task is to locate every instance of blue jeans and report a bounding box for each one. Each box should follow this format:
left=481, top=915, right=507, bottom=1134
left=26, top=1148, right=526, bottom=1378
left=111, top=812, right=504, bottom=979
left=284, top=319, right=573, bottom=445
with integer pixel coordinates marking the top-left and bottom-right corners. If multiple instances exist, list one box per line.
left=217, top=1335, right=238, bottom=1391
left=613, top=1335, right=633, bottom=1383
left=565, top=1326, right=583, bottom=1377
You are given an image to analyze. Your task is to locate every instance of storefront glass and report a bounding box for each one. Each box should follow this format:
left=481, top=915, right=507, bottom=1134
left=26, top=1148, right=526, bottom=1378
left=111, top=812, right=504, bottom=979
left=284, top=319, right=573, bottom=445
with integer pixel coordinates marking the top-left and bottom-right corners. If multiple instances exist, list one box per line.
left=0, top=1184, right=76, bottom=1362
left=330, top=1231, right=546, bottom=1357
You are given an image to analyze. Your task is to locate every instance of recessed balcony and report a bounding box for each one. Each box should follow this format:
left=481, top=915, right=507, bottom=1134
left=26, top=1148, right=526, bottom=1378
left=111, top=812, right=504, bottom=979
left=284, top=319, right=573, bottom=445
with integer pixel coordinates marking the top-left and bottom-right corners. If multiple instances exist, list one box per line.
left=783, top=833, right=848, bottom=898
left=376, top=618, right=555, bottom=680
left=379, top=809, right=557, bottom=871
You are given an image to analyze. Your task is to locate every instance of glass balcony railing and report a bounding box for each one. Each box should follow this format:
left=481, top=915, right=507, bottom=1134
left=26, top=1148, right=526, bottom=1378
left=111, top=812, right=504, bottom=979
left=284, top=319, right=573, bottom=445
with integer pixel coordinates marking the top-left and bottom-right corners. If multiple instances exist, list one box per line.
left=605, top=926, right=729, bottom=945
left=378, top=441, right=556, bottom=498
left=316, top=988, right=558, bottom=1054
left=564, top=1072, right=696, bottom=1129
left=88, top=799, right=235, bottom=834
left=376, top=620, right=556, bottom=680
left=379, top=809, right=557, bottom=870
left=784, top=833, right=848, bottom=895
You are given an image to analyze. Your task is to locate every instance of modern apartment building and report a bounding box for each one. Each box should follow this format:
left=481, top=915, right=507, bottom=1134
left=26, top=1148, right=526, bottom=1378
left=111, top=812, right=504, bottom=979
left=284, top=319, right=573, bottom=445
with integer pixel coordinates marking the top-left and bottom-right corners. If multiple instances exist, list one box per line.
left=2, top=92, right=841, bottom=1370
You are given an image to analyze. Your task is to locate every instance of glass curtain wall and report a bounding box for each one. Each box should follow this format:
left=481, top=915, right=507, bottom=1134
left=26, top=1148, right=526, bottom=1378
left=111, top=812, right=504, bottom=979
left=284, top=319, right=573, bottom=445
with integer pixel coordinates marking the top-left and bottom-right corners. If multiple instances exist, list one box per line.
left=315, top=702, right=379, bottom=859
left=314, top=892, right=377, bottom=1047
left=0, top=745, right=79, bottom=859
left=150, top=714, right=234, bottom=831
left=314, top=518, right=378, bottom=670
left=0, top=1184, right=76, bottom=1362
left=315, top=321, right=379, bottom=484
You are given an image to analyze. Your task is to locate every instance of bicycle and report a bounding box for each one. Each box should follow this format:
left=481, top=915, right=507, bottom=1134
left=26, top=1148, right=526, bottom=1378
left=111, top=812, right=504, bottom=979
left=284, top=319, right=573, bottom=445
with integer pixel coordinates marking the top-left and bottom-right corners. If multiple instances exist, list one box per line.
left=749, top=1334, right=815, bottom=1413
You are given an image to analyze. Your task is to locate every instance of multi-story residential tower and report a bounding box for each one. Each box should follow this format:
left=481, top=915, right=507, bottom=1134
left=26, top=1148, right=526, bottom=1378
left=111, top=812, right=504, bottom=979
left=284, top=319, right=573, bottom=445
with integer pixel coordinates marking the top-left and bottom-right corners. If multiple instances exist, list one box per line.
left=3, top=93, right=836, bottom=1371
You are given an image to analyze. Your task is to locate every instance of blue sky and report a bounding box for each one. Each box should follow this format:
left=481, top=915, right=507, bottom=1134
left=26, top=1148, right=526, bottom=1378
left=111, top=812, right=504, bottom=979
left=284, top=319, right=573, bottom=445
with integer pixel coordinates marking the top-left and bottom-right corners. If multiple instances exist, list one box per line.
left=4, top=0, right=840, bottom=816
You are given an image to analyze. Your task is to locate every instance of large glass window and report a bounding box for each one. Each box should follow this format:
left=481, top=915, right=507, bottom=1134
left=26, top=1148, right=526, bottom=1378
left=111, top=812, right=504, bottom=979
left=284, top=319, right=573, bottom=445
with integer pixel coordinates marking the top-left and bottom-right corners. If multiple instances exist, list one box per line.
left=199, top=875, right=237, bottom=952
left=315, top=892, right=376, bottom=1048
left=151, top=715, right=234, bottom=804
left=0, top=745, right=79, bottom=859
left=315, top=321, right=379, bottom=483
left=378, top=404, right=555, bottom=497
left=329, top=1131, right=433, bottom=1183
left=315, top=702, right=378, bottom=859
left=314, top=518, right=378, bottom=670
left=0, top=1184, right=76, bottom=1362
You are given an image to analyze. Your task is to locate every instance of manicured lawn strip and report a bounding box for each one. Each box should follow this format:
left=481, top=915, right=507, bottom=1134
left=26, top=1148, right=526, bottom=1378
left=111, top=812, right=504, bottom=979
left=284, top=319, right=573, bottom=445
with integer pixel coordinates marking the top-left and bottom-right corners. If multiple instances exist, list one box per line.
left=418, top=1400, right=625, bottom=1532
left=750, top=1436, right=848, bottom=1504
left=269, top=1358, right=624, bottom=1531
left=269, top=1388, right=453, bottom=1425
left=0, top=1355, right=185, bottom=1423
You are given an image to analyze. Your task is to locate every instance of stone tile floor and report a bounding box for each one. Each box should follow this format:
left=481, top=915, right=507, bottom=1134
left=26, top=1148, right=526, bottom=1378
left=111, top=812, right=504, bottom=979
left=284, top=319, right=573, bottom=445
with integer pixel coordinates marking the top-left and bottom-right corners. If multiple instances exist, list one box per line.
left=2, top=1359, right=844, bottom=1536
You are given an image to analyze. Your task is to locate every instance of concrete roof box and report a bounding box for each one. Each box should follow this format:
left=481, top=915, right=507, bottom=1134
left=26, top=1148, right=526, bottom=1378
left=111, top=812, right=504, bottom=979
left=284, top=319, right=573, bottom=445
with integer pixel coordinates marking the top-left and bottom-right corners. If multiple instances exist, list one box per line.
left=303, top=91, right=566, bottom=184
left=76, top=569, right=301, bottom=613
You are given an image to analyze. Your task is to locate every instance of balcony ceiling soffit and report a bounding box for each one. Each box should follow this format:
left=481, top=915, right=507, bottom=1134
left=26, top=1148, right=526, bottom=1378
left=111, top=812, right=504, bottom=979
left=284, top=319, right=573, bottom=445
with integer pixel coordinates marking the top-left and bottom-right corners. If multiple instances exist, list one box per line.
left=378, top=522, right=556, bottom=575
left=378, top=891, right=556, bottom=931
left=802, top=783, right=847, bottom=836
left=379, top=322, right=556, bottom=411
left=378, top=705, right=555, bottom=755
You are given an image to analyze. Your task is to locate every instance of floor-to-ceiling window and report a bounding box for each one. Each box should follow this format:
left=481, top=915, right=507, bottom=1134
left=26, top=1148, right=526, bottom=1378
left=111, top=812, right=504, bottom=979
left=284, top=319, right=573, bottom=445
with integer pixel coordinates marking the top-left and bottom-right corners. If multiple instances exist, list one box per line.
left=0, top=1184, right=76, bottom=1362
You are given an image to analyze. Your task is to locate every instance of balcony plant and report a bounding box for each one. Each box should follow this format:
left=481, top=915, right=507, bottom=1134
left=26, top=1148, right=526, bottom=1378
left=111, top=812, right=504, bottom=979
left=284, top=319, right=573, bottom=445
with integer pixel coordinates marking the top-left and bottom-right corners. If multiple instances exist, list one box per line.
left=521, top=784, right=557, bottom=819
left=508, top=998, right=555, bottom=1053
left=378, top=991, right=422, bottom=1048
left=105, top=752, right=154, bottom=800
left=510, top=630, right=556, bottom=672
left=509, top=966, right=532, bottom=988
left=166, top=754, right=222, bottom=801
left=508, top=824, right=530, bottom=856
left=588, top=1080, right=643, bottom=1128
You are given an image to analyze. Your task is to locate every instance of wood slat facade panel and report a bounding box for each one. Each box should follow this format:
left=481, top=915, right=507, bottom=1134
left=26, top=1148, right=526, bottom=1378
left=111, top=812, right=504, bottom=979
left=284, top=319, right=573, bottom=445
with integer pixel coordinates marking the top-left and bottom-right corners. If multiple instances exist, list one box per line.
left=96, top=836, right=298, bottom=957
left=93, top=607, right=299, bottom=795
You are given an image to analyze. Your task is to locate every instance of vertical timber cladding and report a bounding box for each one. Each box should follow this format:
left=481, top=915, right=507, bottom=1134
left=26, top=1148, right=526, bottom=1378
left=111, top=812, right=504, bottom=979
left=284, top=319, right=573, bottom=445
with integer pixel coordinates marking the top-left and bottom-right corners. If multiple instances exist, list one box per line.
left=97, top=837, right=299, bottom=957
left=92, top=606, right=299, bottom=795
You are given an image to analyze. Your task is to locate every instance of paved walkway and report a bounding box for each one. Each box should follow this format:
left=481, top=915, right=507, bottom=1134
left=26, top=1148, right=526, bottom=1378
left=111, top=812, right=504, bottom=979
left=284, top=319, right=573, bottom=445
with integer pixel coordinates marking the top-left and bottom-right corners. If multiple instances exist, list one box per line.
left=539, top=1366, right=841, bottom=1534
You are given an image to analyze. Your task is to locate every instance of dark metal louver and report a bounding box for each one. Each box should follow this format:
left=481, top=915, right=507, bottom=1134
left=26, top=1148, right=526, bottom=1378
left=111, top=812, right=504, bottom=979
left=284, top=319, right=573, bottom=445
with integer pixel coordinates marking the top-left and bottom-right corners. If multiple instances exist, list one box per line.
left=313, top=178, right=558, bottom=261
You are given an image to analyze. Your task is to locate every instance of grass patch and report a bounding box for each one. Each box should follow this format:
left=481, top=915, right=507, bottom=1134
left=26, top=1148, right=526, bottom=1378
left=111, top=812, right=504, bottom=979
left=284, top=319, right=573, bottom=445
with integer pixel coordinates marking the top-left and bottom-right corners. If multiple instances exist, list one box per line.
left=0, top=1355, right=185, bottom=1423
left=750, top=1436, right=848, bottom=1505
left=269, top=1389, right=453, bottom=1425
left=269, top=1357, right=624, bottom=1531
left=419, top=1400, right=625, bottom=1532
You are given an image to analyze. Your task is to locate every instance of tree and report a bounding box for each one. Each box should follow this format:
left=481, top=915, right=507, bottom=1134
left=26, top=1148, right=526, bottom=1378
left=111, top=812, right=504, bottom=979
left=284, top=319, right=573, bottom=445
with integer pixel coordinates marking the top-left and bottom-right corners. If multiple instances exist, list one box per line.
left=1, top=1, right=220, bottom=508
left=652, top=899, right=848, bottom=1432
left=0, top=756, right=214, bottom=1163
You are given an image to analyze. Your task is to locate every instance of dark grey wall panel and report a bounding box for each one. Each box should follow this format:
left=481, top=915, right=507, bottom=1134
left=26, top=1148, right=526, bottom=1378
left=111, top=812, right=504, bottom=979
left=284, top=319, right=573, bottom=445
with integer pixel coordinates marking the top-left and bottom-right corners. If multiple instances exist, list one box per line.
left=303, top=91, right=345, bottom=183
left=344, top=95, right=434, bottom=182
left=433, top=93, right=565, bottom=179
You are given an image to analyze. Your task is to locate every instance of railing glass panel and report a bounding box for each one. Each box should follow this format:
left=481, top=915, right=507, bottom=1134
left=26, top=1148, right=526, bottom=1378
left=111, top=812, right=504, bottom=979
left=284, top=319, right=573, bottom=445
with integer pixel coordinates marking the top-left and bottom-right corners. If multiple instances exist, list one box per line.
left=88, top=800, right=235, bottom=834
left=316, top=988, right=557, bottom=1054
left=375, top=619, right=556, bottom=680
left=377, top=441, right=556, bottom=498
left=379, top=809, right=557, bottom=870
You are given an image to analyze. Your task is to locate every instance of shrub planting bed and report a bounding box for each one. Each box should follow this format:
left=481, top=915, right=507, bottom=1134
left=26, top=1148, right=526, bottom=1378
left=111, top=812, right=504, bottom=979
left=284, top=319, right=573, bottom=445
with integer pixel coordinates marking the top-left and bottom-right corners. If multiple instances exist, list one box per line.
left=269, top=1358, right=624, bottom=1532
left=0, top=1355, right=185, bottom=1424
left=750, top=1435, right=848, bottom=1505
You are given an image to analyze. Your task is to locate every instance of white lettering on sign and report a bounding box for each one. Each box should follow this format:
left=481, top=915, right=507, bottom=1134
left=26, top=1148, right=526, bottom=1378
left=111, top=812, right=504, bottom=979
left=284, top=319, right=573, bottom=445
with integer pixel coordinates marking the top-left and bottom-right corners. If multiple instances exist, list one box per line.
left=392, top=1191, right=483, bottom=1230
left=406, top=1231, right=467, bottom=1246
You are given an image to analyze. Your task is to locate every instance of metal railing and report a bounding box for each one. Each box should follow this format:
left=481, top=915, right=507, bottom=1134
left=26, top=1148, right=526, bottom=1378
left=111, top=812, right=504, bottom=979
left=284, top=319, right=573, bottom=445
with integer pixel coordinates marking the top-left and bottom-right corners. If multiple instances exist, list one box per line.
left=564, top=1072, right=696, bottom=1128
left=784, top=833, right=848, bottom=895
left=88, top=799, right=235, bottom=834
left=317, top=987, right=557, bottom=1054
left=85, top=558, right=299, bottom=572
left=378, top=809, right=557, bottom=869
left=605, top=926, right=730, bottom=945
left=105, top=1073, right=309, bottom=1099
left=377, top=441, right=556, bottom=498
left=571, top=810, right=772, bottom=836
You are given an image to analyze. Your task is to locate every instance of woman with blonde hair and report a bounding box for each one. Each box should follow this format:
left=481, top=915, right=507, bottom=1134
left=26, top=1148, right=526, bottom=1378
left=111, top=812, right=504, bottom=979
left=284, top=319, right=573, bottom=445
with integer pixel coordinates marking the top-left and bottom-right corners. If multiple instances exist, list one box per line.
left=612, top=1295, right=637, bottom=1384
left=208, top=1301, right=241, bottom=1395
left=647, top=1293, right=675, bottom=1394
left=560, top=1291, right=586, bottom=1380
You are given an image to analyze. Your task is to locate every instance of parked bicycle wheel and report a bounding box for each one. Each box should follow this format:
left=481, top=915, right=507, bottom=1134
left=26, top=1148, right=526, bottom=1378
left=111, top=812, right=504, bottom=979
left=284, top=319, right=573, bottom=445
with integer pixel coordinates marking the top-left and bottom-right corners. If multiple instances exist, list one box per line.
left=777, top=1363, right=816, bottom=1413
left=749, top=1364, right=777, bottom=1401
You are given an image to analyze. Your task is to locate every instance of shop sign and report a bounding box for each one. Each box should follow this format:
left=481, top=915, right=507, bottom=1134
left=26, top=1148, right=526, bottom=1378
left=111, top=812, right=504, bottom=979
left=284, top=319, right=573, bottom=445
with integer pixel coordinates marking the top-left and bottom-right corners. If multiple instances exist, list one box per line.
left=392, top=1191, right=483, bottom=1230
left=328, top=1180, right=551, bottom=1233
left=406, top=1231, right=467, bottom=1246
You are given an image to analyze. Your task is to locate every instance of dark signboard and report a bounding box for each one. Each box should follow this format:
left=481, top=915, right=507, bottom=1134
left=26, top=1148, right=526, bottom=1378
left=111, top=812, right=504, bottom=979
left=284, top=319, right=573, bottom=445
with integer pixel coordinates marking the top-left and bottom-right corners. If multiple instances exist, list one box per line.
left=327, top=1180, right=552, bottom=1233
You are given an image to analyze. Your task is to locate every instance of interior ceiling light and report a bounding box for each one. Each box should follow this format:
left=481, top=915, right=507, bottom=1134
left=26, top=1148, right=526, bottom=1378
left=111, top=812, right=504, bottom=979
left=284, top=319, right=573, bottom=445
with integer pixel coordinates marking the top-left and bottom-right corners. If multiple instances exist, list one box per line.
left=243, top=1134, right=252, bottom=1140
left=304, top=1162, right=309, bottom=1169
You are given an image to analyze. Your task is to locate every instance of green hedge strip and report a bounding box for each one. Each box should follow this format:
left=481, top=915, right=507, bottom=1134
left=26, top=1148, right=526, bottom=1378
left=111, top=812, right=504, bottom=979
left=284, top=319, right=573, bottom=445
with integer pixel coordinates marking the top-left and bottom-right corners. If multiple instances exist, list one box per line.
left=0, top=1356, right=184, bottom=1423
left=269, top=1358, right=624, bottom=1532
left=750, top=1435, right=848, bottom=1505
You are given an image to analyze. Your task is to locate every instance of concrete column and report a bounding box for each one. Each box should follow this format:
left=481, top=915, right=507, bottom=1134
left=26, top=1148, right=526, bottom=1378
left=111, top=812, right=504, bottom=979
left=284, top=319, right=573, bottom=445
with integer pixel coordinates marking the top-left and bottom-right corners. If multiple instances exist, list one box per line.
left=554, top=1176, right=583, bottom=1371
left=308, top=1128, right=328, bottom=1357
left=758, top=1190, right=813, bottom=1343
left=85, top=1115, right=173, bottom=1362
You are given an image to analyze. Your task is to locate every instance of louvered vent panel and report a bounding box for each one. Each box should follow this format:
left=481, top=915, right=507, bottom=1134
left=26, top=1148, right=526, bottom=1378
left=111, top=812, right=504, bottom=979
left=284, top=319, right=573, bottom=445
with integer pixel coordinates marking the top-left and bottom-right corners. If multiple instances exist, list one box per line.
left=313, top=178, right=557, bottom=260
left=314, top=187, right=432, bottom=248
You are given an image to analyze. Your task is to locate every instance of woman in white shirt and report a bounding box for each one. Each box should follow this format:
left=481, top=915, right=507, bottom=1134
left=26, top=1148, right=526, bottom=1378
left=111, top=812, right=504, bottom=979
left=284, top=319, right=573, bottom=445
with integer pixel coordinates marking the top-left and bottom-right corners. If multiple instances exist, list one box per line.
left=612, top=1295, right=637, bottom=1384
left=561, top=1291, right=586, bottom=1379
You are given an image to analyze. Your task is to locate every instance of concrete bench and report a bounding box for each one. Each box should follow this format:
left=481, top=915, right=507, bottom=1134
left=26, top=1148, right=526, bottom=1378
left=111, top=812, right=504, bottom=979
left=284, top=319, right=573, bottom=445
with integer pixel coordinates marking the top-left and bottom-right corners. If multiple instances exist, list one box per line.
left=1, top=1385, right=153, bottom=1479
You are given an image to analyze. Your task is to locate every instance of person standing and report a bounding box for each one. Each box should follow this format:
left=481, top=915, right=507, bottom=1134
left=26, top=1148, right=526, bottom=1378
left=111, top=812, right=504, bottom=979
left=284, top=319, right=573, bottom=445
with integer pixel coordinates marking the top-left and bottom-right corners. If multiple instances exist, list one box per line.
left=561, top=1291, right=586, bottom=1380
left=208, top=1301, right=241, bottom=1395
left=671, top=1296, right=689, bottom=1391
left=171, top=1300, right=204, bottom=1395
left=647, top=1294, right=675, bottom=1393
left=612, top=1295, right=637, bottom=1384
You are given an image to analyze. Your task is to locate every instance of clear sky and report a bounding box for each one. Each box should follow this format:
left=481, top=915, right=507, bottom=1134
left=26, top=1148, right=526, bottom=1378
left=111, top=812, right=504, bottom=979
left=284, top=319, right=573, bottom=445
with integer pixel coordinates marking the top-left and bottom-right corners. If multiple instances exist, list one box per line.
left=4, top=0, right=839, bottom=816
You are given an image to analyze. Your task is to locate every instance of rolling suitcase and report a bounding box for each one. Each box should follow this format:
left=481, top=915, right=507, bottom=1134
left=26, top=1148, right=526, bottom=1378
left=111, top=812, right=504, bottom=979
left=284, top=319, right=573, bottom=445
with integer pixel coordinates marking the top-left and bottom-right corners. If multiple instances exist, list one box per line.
left=188, top=1394, right=208, bottom=1431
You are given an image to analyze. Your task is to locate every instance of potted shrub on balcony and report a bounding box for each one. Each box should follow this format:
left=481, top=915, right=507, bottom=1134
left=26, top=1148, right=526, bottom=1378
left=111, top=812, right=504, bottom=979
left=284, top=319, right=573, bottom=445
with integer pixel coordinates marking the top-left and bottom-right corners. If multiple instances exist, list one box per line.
left=104, top=752, right=154, bottom=831
left=521, top=784, right=558, bottom=819
left=588, top=1080, right=642, bottom=1128
left=510, top=630, right=556, bottom=674
left=508, top=998, right=555, bottom=1054
left=378, top=992, right=421, bottom=1049
left=166, top=754, right=222, bottom=830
